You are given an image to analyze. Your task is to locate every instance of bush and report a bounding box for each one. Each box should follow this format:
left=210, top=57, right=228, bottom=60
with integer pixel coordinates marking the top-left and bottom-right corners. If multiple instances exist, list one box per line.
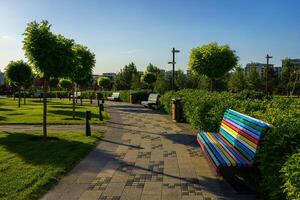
left=160, top=89, right=300, bottom=199
left=281, top=151, right=300, bottom=200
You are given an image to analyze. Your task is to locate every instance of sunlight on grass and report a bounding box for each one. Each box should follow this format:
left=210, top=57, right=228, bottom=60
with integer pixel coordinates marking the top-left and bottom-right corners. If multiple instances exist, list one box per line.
left=0, top=98, right=109, bottom=124
left=0, top=130, right=103, bottom=200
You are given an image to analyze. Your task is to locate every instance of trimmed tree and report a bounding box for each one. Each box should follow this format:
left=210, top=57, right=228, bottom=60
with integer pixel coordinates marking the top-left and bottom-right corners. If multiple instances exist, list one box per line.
left=5, top=60, right=33, bottom=107
left=246, top=66, right=262, bottom=91
left=59, top=79, right=73, bottom=90
left=97, top=76, right=110, bottom=90
left=23, top=20, right=75, bottom=138
left=69, top=44, right=95, bottom=118
left=141, top=72, right=157, bottom=89
left=188, top=42, right=238, bottom=91
left=228, top=66, right=246, bottom=92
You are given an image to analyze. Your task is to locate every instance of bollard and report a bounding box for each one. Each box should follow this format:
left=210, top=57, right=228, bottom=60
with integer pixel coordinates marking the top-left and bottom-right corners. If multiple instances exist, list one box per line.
left=100, top=102, right=104, bottom=111
left=99, top=104, right=103, bottom=121
left=85, top=111, right=91, bottom=136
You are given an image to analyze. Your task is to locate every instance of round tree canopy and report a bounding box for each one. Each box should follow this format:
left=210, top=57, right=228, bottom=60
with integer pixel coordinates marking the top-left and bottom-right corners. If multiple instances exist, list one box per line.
left=97, top=76, right=111, bottom=87
left=189, top=42, right=238, bottom=79
left=5, top=60, right=33, bottom=87
left=141, top=72, right=157, bottom=85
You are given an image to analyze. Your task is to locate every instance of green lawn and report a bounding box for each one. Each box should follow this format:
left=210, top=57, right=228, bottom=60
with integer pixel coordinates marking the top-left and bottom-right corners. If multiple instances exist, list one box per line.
left=0, top=98, right=109, bottom=124
left=0, top=130, right=103, bottom=200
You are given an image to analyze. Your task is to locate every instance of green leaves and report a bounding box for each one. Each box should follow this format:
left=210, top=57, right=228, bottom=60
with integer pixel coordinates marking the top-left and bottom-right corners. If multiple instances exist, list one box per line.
left=189, top=42, right=238, bottom=90
left=141, top=72, right=157, bottom=86
left=97, top=77, right=111, bottom=88
left=160, top=90, right=300, bottom=199
left=5, top=60, right=33, bottom=88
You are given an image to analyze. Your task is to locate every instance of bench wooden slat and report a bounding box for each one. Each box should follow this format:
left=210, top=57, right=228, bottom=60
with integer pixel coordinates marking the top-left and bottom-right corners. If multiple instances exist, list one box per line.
left=227, top=109, right=270, bottom=128
left=197, top=109, right=270, bottom=175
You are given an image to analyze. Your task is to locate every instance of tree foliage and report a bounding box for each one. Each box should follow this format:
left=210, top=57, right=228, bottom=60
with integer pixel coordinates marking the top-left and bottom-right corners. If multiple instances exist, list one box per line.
left=5, top=60, right=33, bottom=107
left=59, top=79, right=73, bottom=90
left=97, top=76, right=111, bottom=88
left=141, top=72, right=157, bottom=88
left=23, top=20, right=77, bottom=138
left=23, top=21, right=74, bottom=79
left=246, top=65, right=262, bottom=90
left=69, top=44, right=95, bottom=86
left=115, top=62, right=138, bottom=90
left=188, top=42, right=238, bottom=90
left=228, top=66, right=246, bottom=92
left=146, top=63, right=161, bottom=75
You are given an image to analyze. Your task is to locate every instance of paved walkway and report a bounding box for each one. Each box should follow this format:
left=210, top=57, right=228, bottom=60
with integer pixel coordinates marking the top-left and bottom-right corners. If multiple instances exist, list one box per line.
left=41, top=102, right=256, bottom=200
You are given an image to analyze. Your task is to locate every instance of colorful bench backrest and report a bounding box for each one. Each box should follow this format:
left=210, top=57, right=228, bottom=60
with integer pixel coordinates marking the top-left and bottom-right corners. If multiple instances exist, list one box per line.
left=148, top=93, right=160, bottom=102
left=219, top=109, right=270, bottom=163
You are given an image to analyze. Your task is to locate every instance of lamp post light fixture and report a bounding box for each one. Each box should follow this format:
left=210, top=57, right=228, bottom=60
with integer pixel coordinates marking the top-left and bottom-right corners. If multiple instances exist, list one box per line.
left=168, top=47, right=180, bottom=91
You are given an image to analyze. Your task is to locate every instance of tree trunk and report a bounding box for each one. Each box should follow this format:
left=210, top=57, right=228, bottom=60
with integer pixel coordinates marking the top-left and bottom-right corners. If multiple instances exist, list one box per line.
left=210, top=79, right=213, bottom=92
left=18, top=89, right=21, bottom=108
left=43, top=79, right=48, bottom=139
left=72, top=85, right=75, bottom=119
left=23, top=91, right=26, bottom=105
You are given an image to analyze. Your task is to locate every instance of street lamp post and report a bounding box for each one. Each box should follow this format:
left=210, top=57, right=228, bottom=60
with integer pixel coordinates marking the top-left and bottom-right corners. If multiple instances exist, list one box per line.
left=265, top=54, right=273, bottom=95
left=168, top=48, right=180, bottom=91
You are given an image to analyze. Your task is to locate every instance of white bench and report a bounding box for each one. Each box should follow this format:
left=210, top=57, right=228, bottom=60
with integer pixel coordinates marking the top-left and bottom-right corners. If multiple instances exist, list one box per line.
left=107, top=92, right=120, bottom=101
left=141, top=93, right=160, bottom=108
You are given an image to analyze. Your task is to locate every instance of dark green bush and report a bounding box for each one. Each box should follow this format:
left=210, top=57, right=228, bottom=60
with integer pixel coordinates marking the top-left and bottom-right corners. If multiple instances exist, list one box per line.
left=235, top=89, right=267, bottom=100
left=281, top=151, right=300, bottom=200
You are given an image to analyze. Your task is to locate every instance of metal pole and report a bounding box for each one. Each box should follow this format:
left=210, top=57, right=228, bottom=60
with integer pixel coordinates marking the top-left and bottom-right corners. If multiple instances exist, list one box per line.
left=172, top=48, right=175, bottom=91
left=265, top=54, right=272, bottom=95
left=168, top=48, right=180, bottom=91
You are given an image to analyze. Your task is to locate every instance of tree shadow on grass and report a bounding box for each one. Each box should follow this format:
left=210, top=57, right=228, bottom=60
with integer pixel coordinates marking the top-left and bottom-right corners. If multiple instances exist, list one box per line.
left=7, top=113, right=24, bottom=116
left=0, top=116, right=7, bottom=120
left=50, top=105, right=72, bottom=109
left=0, top=107, right=13, bottom=111
left=48, top=109, right=99, bottom=119
left=0, top=132, right=94, bottom=166
left=163, top=133, right=198, bottom=147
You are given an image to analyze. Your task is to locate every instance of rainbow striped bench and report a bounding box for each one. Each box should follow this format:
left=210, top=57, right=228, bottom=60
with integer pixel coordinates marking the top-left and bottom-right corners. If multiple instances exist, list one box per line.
left=197, top=109, right=271, bottom=175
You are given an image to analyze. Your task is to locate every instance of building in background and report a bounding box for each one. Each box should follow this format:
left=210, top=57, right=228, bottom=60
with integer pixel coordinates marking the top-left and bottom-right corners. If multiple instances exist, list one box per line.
left=274, top=66, right=282, bottom=80
left=101, top=73, right=117, bottom=81
left=245, top=62, right=275, bottom=78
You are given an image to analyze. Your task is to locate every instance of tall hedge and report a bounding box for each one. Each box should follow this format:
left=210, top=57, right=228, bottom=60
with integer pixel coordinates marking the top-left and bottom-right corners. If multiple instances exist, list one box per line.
left=160, top=89, right=300, bottom=199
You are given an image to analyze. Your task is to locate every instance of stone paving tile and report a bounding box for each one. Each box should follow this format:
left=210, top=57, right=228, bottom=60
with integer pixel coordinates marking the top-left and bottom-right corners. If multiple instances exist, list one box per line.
left=79, top=190, right=103, bottom=200
left=120, top=187, right=143, bottom=200
left=101, top=182, right=126, bottom=197
left=162, top=188, right=181, bottom=200
left=41, top=102, right=256, bottom=200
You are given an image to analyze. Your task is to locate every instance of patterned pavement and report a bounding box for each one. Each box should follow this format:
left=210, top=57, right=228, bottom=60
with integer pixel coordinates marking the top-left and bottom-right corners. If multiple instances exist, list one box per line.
left=41, top=102, right=256, bottom=200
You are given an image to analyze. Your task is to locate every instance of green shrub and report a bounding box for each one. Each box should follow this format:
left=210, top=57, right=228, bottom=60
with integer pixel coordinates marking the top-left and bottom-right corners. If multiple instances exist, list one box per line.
left=281, top=151, right=300, bottom=200
left=256, top=113, right=300, bottom=200
left=160, top=90, right=300, bottom=199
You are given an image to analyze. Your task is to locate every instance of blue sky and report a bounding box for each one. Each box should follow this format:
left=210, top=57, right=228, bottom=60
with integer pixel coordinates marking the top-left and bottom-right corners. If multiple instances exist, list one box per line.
left=0, top=0, right=299, bottom=74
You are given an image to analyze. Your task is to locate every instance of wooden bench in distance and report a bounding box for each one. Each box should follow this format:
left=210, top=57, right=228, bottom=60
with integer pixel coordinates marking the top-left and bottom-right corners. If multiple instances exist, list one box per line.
left=197, top=109, right=271, bottom=175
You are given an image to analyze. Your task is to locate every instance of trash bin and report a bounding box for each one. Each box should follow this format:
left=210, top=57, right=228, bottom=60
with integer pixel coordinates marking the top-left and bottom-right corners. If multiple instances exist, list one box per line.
left=130, top=92, right=137, bottom=104
left=172, top=98, right=183, bottom=122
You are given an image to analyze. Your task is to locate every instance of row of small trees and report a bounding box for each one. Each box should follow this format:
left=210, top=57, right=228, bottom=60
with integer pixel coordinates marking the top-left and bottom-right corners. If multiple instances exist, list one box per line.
left=5, top=20, right=96, bottom=139
left=111, top=43, right=299, bottom=95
